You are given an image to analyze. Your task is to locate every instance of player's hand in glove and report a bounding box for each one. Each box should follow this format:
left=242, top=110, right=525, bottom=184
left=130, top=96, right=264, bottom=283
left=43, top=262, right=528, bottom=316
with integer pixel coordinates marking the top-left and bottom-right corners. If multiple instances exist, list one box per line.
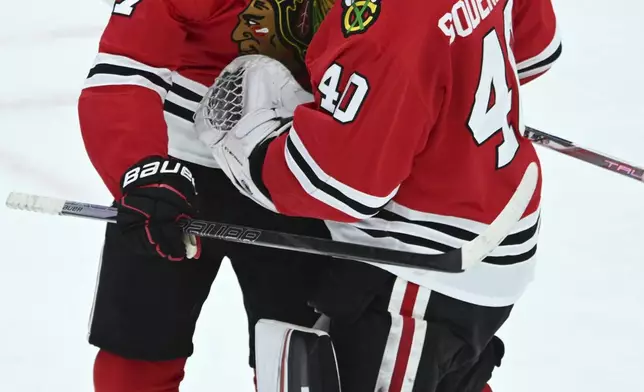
left=117, top=156, right=201, bottom=261
left=194, top=55, right=313, bottom=212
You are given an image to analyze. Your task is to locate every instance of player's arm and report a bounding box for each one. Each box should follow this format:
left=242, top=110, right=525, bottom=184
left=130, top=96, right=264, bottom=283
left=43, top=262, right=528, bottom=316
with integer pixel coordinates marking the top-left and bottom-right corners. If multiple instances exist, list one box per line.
left=79, top=0, right=216, bottom=197
left=259, top=40, right=443, bottom=222
left=512, top=0, right=562, bottom=84
left=78, top=0, right=215, bottom=260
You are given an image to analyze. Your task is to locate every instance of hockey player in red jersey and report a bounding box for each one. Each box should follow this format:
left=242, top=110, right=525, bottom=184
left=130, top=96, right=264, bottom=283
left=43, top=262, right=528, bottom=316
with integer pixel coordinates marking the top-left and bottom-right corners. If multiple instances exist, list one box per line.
left=78, top=0, right=337, bottom=391
left=196, top=0, right=562, bottom=390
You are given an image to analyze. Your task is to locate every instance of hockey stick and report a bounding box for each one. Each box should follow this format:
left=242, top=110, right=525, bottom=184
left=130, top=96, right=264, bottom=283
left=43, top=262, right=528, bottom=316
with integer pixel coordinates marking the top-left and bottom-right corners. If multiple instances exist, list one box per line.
left=5, top=162, right=537, bottom=273
left=526, top=126, right=644, bottom=183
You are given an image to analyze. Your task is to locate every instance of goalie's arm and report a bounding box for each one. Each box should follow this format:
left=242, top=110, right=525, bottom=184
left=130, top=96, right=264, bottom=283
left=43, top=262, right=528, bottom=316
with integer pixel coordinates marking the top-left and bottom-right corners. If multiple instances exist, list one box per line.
left=259, top=39, right=445, bottom=222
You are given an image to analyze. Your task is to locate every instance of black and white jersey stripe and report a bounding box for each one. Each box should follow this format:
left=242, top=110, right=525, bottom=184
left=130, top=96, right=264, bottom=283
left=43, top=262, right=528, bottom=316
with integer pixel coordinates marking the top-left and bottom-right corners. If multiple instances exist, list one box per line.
left=84, top=53, right=172, bottom=99
left=83, top=53, right=218, bottom=167
left=517, top=27, right=562, bottom=81
left=324, top=202, right=540, bottom=306
left=162, top=73, right=218, bottom=167
left=163, top=73, right=207, bottom=124
left=353, top=202, right=539, bottom=266
left=84, top=53, right=207, bottom=123
left=284, top=127, right=400, bottom=220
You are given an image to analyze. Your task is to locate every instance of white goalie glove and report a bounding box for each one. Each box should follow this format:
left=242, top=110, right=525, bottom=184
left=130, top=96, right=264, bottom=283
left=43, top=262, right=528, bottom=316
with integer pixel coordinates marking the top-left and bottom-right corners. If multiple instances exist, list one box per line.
left=194, top=55, right=313, bottom=211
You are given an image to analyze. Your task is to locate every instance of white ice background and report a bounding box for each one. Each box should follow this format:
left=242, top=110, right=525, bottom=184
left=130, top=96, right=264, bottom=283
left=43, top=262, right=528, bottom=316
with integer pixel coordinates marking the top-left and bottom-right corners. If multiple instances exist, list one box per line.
left=0, top=0, right=642, bottom=391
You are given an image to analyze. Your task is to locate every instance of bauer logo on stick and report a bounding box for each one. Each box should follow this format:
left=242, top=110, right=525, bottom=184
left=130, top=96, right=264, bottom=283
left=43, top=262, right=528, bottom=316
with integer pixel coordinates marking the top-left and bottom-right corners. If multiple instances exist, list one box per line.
left=178, top=219, right=262, bottom=243
left=342, top=0, right=381, bottom=37
left=62, top=204, right=84, bottom=213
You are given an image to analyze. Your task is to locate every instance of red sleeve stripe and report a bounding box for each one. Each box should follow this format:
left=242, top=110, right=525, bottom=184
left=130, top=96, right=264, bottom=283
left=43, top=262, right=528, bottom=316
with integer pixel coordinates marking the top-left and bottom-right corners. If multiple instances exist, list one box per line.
left=84, top=53, right=173, bottom=100
left=284, top=127, right=399, bottom=220
left=516, top=28, right=562, bottom=81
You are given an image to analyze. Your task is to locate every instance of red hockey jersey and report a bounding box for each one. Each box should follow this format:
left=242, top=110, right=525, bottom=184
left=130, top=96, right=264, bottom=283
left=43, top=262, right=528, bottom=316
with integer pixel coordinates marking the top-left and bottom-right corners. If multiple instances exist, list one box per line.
left=261, top=0, right=562, bottom=306
left=79, top=0, right=334, bottom=197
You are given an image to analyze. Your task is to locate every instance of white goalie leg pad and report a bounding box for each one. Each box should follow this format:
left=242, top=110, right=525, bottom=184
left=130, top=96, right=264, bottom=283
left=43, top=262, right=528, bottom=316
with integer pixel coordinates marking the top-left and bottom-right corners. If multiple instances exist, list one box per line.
left=255, top=319, right=341, bottom=392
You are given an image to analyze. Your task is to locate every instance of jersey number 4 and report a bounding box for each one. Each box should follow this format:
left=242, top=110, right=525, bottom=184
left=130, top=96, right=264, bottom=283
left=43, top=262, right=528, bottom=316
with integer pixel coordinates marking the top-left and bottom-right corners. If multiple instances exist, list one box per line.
left=113, top=0, right=142, bottom=16
left=467, top=0, right=522, bottom=169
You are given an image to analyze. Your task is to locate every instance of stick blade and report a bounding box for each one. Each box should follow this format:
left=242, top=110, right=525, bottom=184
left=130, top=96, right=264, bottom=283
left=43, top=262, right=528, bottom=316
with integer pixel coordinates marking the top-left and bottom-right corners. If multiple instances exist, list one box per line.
left=461, top=161, right=539, bottom=269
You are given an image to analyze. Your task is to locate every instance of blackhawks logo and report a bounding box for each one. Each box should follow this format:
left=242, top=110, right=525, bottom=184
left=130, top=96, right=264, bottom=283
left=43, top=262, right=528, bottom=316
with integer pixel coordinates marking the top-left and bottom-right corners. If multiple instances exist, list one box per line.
left=341, top=0, right=380, bottom=37
left=231, top=0, right=335, bottom=88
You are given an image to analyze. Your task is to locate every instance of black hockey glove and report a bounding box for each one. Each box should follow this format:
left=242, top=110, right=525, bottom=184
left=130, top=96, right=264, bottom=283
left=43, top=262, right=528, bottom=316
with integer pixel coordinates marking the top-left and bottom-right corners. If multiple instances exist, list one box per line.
left=117, top=156, right=201, bottom=261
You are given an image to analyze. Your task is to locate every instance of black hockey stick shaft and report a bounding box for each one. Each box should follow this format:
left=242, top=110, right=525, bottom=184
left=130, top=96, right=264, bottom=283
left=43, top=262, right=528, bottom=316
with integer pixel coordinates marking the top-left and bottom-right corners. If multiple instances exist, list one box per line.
left=5, top=194, right=462, bottom=272
left=178, top=215, right=463, bottom=272
left=6, top=164, right=537, bottom=274
left=525, top=126, right=644, bottom=183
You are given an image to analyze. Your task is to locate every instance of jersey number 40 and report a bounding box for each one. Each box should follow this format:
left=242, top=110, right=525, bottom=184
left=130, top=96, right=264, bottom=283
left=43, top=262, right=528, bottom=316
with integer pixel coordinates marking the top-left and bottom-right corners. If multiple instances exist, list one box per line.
left=467, top=0, right=522, bottom=169
left=317, top=64, right=369, bottom=124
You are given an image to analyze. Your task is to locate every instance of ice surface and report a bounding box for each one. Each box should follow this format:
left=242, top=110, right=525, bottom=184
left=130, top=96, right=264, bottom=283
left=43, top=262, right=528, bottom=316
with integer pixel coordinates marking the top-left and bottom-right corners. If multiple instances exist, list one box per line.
left=0, top=0, right=642, bottom=391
